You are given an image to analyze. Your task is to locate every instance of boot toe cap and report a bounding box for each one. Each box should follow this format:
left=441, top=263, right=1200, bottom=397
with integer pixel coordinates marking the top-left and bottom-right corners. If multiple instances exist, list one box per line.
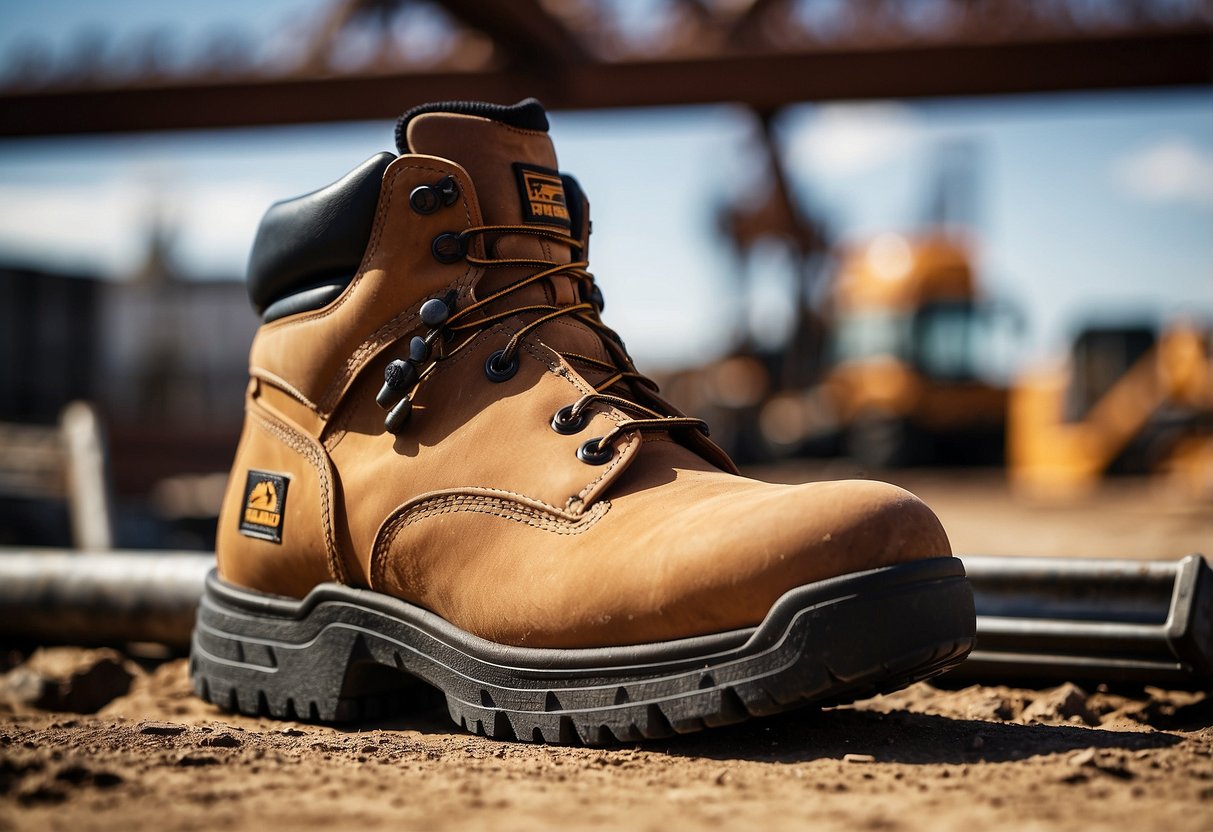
left=537, top=476, right=953, bottom=647
left=789, top=478, right=952, bottom=571
left=665, top=478, right=952, bottom=636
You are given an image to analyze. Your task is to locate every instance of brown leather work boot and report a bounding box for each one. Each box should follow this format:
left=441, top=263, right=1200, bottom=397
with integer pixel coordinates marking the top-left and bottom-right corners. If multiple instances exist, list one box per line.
left=190, top=99, right=974, bottom=744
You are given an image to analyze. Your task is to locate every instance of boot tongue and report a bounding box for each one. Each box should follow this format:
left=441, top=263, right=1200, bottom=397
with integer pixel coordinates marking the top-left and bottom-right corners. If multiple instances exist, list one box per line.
left=399, top=99, right=575, bottom=291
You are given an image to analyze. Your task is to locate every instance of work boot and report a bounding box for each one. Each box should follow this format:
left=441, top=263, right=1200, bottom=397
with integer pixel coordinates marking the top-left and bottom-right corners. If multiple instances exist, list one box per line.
left=190, top=99, right=974, bottom=744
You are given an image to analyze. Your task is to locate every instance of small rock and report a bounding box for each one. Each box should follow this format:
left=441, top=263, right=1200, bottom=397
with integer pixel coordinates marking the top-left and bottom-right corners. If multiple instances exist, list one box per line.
left=17, top=784, right=66, bottom=806
left=54, top=765, right=92, bottom=783
left=176, top=754, right=220, bottom=767
left=140, top=721, right=186, bottom=737
left=843, top=753, right=876, bottom=764
left=1022, top=683, right=1095, bottom=725
left=714, top=768, right=731, bottom=785
left=1069, top=747, right=1097, bottom=767
left=92, top=771, right=124, bottom=789
left=200, top=732, right=241, bottom=748
left=969, top=735, right=985, bottom=751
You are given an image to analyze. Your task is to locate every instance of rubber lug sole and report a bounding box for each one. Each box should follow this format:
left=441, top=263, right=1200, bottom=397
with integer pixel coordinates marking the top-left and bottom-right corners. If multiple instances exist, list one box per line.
left=189, top=557, right=975, bottom=745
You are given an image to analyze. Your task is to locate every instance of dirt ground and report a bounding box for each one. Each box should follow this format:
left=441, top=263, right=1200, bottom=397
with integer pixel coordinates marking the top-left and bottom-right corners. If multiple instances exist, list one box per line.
left=2, top=467, right=1211, bottom=831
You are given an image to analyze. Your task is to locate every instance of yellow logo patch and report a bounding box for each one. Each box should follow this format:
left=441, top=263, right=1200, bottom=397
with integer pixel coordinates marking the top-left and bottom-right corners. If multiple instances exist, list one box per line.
left=238, top=470, right=289, bottom=543
left=514, top=163, right=570, bottom=228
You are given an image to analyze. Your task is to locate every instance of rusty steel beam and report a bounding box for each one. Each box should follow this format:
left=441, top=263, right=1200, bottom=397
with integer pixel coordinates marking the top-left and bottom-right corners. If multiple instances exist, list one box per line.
left=439, top=0, right=590, bottom=67
left=0, top=30, right=1209, bottom=137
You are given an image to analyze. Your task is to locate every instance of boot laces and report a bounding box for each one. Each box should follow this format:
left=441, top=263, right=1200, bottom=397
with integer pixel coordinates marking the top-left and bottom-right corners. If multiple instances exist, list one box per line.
left=376, top=223, right=707, bottom=461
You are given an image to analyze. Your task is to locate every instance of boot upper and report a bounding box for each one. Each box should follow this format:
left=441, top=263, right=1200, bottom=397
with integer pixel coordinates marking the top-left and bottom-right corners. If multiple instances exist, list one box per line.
left=216, top=99, right=950, bottom=648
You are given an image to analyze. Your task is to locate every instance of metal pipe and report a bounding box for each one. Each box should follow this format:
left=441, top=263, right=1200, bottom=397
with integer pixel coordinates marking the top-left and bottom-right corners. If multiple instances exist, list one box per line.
left=0, top=549, right=212, bottom=650
left=952, top=553, right=1212, bottom=688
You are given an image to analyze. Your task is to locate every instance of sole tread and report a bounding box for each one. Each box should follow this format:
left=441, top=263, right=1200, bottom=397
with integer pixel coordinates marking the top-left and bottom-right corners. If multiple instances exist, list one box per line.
left=190, top=559, right=976, bottom=745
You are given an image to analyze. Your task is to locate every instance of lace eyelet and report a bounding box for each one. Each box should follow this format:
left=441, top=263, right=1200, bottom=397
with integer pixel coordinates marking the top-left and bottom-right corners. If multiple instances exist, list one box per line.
left=550, top=405, right=587, bottom=435
left=410, top=177, right=459, bottom=215
left=577, top=438, right=613, bottom=465
left=431, top=232, right=466, bottom=264
left=437, top=176, right=459, bottom=206
left=409, top=335, right=430, bottom=363
left=419, top=297, right=450, bottom=327
left=484, top=350, right=519, bottom=383
left=409, top=186, right=441, bottom=215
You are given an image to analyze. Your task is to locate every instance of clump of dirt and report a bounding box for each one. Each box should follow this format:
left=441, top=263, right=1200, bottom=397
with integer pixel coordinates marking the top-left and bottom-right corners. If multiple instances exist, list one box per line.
left=0, top=647, right=139, bottom=714
left=874, top=681, right=1211, bottom=732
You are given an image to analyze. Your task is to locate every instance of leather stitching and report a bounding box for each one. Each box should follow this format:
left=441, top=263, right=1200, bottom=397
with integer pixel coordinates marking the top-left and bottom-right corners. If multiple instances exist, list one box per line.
left=250, top=367, right=319, bottom=411
left=371, top=490, right=610, bottom=591
left=246, top=405, right=349, bottom=585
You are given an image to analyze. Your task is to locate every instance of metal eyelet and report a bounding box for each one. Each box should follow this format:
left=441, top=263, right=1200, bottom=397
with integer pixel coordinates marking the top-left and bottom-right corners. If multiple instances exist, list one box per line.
left=484, top=349, right=519, bottom=383
left=409, top=335, right=430, bottom=363
left=419, top=297, right=450, bottom=327
left=410, top=177, right=459, bottom=215
left=409, top=186, right=441, bottom=215
left=577, top=438, right=613, bottom=465
left=431, top=232, right=466, bottom=264
left=436, top=175, right=459, bottom=206
left=550, top=405, right=587, bottom=435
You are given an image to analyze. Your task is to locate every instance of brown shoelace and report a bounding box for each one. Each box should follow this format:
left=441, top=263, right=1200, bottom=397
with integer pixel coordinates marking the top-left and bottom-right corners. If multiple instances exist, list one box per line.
left=376, top=223, right=707, bottom=462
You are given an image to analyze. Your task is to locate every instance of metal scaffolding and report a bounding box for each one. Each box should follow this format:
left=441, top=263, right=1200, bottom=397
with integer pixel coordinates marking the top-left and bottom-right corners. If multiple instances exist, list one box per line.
left=1, top=0, right=1209, bottom=136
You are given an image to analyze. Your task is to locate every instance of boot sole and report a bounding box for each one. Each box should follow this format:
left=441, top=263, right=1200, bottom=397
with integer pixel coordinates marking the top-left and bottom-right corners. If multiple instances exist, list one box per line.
left=189, top=557, right=974, bottom=745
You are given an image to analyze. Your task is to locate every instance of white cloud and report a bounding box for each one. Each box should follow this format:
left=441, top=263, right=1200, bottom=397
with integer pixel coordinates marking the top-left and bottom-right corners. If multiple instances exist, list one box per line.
left=786, top=102, right=921, bottom=177
left=0, top=178, right=278, bottom=278
left=1115, top=137, right=1213, bottom=207
left=173, top=182, right=279, bottom=276
left=0, top=180, right=145, bottom=276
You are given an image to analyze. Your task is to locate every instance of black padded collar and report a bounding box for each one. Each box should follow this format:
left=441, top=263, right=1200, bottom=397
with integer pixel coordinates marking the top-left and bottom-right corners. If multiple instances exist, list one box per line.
left=395, top=98, right=549, bottom=153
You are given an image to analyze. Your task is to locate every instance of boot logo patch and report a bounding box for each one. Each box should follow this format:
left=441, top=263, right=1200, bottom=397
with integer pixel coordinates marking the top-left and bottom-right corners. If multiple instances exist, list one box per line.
left=513, top=163, right=570, bottom=228
left=238, top=470, right=289, bottom=544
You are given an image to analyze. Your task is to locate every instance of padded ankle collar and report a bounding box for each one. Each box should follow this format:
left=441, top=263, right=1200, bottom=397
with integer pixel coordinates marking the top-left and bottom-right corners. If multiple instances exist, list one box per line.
left=247, top=152, right=396, bottom=315
left=395, top=98, right=549, bottom=154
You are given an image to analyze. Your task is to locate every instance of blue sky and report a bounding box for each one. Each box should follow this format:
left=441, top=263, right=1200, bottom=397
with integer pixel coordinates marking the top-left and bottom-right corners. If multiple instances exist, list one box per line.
left=0, top=2, right=1210, bottom=370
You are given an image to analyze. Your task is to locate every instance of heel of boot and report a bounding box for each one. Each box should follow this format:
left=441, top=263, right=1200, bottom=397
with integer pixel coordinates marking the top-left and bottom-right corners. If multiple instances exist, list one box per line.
left=189, top=571, right=428, bottom=722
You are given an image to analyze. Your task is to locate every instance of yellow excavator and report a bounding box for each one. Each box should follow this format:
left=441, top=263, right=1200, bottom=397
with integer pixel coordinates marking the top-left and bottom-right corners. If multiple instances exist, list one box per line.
left=1009, top=322, right=1213, bottom=499
left=667, top=128, right=1015, bottom=466
left=758, top=231, right=1011, bottom=467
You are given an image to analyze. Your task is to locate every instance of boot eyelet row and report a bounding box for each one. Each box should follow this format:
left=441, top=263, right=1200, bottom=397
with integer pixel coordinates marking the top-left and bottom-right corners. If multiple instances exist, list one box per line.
left=484, top=350, right=519, bottom=383
left=577, top=438, right=613, bottom=465
left=550, top=405, right=587, bottom=435
left=409, top=176, right=459, bottom=215
left=377, top=293, right=456, bottom=433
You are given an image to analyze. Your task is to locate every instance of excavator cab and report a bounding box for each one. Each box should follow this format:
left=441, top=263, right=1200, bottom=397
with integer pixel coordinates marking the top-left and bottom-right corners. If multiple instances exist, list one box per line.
left=819, top=235, right=1013, bottom=467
